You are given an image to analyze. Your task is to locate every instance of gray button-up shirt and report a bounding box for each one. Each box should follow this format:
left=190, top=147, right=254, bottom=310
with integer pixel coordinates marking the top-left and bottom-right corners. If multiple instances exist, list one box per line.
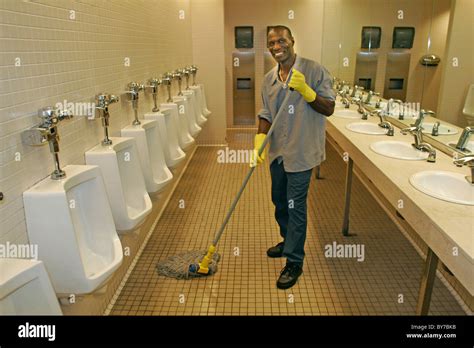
left=258, top=55, right=335, bottom=173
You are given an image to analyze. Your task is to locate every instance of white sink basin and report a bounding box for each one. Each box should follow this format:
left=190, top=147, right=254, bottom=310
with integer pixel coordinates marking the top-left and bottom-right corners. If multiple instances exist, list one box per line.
left=333, top=108, right=360, bottom=119
left=370, top=140, right=429, bottom=160
left=346, top=122, right=388, bottom=135
left=422, top=123, right=459, bottom=135
left=410, top=171, right=474, bottom=205
left=448, top=141, right=474, bottom=153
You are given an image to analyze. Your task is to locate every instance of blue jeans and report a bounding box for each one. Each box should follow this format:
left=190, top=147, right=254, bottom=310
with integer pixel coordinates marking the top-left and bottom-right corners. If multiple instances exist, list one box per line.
left=270, top=159, right=313, bottom=265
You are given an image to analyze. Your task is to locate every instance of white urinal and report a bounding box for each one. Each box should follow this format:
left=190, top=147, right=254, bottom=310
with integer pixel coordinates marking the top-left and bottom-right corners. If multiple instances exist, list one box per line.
left=149, top=105, right=186, bottom=168
left=0, top=258, right=62, bottom=315
left=198, top=84, right=212, bottom=117
left=121, top=119, right=173, bottom=193
left=144, top=111, right=172, bottom=168
left=161, top=102, right=195, bottom=150
left=189, top=85, right=207, bottom=120
left=185, top=88, right=207, bottom=125
left=23, top=165, right=123, bottom=294
left=85, top=138, right=152, bottom=231
left=171, top=97, right=201, bottom=138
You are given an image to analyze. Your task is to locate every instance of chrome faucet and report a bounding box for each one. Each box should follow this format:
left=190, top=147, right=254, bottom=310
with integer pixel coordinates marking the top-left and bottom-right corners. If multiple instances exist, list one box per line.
left=411, top=109, right=435, bottom=129
left=453, top=154, right=474, bottom=184
left=431, top=121, right=440, bottom=136
left=389, top=99, right=404, bottom=120
left=375, top=98, right=382, bottom=109
left=95, top=93, right=119, bottom=145
left=374, top=110, right=394, bottom=136
left=337, top=89, right=351, bottom=108
left=127, top=82, right=144, bottom=125
left=356, top=98, right=369, bottom=120
left=145, top=78, right=161, bottom=112
left=452, top=126, right=474, bottom=153
left=400, top=125, right=436, bottom=162
left=364, top=91, right=380, bottom=105
left=350, top=85, right=364, bottom=98
left=21, top=107, right=73, bottom=179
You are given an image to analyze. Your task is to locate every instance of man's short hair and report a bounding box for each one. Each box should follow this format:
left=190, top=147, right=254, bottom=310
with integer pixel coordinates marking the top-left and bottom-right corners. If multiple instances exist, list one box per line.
left=268, top=25, right=294, bottom=39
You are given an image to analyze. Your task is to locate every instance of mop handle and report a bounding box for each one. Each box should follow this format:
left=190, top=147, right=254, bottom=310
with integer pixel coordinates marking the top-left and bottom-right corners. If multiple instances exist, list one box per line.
left=212, top=74, right=294, bottom=246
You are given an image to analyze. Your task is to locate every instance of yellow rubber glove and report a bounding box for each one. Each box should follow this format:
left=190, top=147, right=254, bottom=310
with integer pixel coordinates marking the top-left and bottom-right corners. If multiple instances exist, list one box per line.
left=288, top=68, right=317, bottom=103
left=250, top=133, right=266, bottom=167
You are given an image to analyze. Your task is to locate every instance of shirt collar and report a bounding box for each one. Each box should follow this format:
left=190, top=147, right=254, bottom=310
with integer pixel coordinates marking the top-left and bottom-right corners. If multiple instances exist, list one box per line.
left=271, top=54, right=300, bottom=86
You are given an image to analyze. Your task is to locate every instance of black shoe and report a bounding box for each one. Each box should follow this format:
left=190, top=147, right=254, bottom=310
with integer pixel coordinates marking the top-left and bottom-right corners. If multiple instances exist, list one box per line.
left=267, top=241, right=285, bottom=258
left=276, top=263, right=303, bottom=289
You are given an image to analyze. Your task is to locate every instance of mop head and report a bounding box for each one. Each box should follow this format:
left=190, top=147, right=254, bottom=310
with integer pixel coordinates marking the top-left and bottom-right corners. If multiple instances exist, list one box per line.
left=156, top=250, right=221, bottom=280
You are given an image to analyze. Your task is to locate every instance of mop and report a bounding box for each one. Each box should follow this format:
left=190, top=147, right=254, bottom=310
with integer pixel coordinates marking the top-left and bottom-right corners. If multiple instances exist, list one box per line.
left=157, top=71, right=294, bottom=280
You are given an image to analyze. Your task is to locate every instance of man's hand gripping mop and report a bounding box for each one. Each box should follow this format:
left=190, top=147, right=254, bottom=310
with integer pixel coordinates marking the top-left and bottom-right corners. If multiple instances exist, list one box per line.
left=157, top=71, right=294, bottom=279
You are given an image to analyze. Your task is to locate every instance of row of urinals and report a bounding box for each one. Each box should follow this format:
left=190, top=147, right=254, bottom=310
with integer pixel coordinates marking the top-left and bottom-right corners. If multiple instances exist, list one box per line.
left=1, top=84, right=212, bottom=315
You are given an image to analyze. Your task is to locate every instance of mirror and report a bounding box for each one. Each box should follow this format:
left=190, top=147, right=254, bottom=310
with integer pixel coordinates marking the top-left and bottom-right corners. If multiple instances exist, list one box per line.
left=322, top=0, right=473, bottom=157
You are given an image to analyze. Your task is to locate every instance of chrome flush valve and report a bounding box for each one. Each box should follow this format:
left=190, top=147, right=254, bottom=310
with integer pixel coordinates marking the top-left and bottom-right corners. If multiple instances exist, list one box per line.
left=22, top=106, right=73, bottom=180
left=161, top=73, right=173, bottom=102
left=182, top=68, right=191, bottom=90
left=127, top=82, right=145, bottom=125
left=146, top=78, right=162, bottom=112
left=171, top=70, right=183, bottom=96
left=95, top=93, right=119, bottom=145
left=189, top=65, right=198, bottom=86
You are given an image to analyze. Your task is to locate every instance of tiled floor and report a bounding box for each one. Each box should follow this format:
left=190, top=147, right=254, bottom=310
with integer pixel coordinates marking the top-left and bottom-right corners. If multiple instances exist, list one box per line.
left=110, top=129, right=466, bottom=316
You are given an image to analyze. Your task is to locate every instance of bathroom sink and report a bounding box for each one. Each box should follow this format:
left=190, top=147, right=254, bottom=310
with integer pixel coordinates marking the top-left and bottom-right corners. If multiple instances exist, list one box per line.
left=346, top=122, right=387, bottom=135
left=448, top=141, right=474, bottom=153
left=422, top=123, right=458, bottom=135
left=410, top=171, right=474, bottom=205
left=333, top=108, right=360, bottom=119
left=370, top=140, right=429, bottom=160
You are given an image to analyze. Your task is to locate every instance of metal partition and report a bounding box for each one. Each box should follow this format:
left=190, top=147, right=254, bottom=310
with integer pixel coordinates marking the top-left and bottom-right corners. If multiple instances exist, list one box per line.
left=383, top=52, right=411, bottom=100
left=232, top=51, right=256, bottom=125
left=354, top=52, right=379, bottom=91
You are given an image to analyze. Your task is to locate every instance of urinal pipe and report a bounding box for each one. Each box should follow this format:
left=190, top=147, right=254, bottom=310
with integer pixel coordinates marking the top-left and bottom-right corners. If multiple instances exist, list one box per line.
left=132, top=99, right=141, bottom=126
left=146, top=78, right=161, bottom=112
left=174, top=73, right=183, bottom=96
left=127, top=83, right=144, bottom=126
left=191, top=65, right=197, bottom=86
left=166, top=83, right=172, bottom=102
left=51, top=150, right=65, bottom=180
left=38, top=107, right=72, bottom=180
left=184, top=70, right=190, bottom=90
left=162, top=76, right=173, bottom=102
left=152, top=89, right=159, bottom=112
left=100, top=107, right=113, bottom=145
left=178, top=78, right=183, bottom=96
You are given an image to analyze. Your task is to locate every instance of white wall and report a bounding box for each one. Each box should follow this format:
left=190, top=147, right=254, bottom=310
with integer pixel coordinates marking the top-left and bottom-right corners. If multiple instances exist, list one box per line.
left=191, top=0, right=227, bottom=144
left=0, top=0, right=194, bottom=245
left=437, top=0, right=474, bottom=126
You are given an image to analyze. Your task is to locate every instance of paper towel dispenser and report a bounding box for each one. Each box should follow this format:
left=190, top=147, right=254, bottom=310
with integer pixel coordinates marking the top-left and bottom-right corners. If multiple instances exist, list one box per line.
left=392, top=27, right=415, bottom=49
left=235, top=26, right=253, bottom=48
left=361, top=27, right=381, bottom=49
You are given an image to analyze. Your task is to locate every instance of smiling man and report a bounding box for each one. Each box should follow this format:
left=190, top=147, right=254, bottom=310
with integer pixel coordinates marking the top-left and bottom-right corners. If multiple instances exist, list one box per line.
left=255, top=25, right=335, bottom=289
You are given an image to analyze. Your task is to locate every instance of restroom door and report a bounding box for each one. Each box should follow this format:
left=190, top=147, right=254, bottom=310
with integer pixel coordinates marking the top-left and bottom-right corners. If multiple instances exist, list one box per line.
left=233, top=51, right=256, bottom=125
